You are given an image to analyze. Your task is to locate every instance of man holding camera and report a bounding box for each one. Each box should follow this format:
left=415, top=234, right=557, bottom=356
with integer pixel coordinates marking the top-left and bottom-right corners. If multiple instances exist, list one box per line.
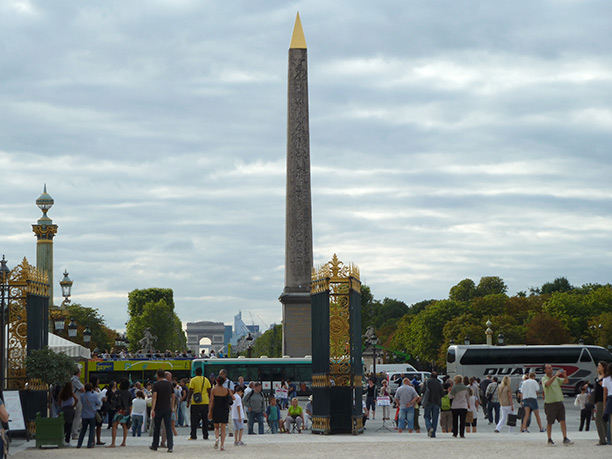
left=542, top=364, right=573, bottom=446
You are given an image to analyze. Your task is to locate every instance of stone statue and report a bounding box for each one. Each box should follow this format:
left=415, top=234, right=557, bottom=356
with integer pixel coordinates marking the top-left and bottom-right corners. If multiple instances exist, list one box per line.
left=138, top=327, right=157, bottom=353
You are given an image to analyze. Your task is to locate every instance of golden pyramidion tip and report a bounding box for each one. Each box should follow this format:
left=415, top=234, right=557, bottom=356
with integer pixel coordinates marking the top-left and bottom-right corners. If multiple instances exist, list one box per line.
left=290, top=12, right=307, bottom=49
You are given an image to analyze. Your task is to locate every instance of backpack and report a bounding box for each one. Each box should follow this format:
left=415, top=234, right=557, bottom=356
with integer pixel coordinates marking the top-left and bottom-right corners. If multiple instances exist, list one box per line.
left=441, top=394, right=451, bottom=411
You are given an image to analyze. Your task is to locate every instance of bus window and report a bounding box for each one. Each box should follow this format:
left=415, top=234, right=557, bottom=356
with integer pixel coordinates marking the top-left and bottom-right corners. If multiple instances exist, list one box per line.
left=580, top=349, right=592, bottom=362
left=588, top=347, right=612, bottom=363
left=447, top=349, right=456, bottom=364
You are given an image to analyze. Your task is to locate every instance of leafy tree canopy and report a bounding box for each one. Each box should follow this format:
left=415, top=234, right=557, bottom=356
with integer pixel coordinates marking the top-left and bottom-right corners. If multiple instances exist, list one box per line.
left=66, top=303, right=114, bottom=351
left=126, top=289, right=186, bottom=352
left=250, top=324, right=282, bottom=358
left=26, top=347, right=78, bottom=385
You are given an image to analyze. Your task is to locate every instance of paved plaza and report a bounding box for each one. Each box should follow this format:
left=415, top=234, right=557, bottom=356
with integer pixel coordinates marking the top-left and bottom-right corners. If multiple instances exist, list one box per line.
left=9, top=400, right=611, bottom=458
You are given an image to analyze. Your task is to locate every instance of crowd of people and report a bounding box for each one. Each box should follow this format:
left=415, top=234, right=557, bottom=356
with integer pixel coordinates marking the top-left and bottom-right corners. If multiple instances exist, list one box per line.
left=48, top=367, right=313, bottom=453
left=91, top=348, right=227, bottom=361
left=363, top=360, right=612, bottom=446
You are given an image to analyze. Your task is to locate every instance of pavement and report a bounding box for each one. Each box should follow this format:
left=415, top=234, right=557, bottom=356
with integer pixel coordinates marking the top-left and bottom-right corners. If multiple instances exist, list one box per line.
left=8, top=400, right=611, bottom=458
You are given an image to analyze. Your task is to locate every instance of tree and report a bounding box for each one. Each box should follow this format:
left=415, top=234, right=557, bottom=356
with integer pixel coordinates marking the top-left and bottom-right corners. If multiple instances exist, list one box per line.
left=126, top=289, right=186, bottom=352
left=525, top=313, right=572, bottom=345
left=540, top=277, right=574, bottom=295
left=128, top=288, right=174, bottom=317
left=476, top=276, right=507, bottom=297
left=66, top=303, right=114, bottom=351
left=251, top=324, right=282, bottom=358
left=26, top=347, right=78, bottom=385
left=374, top=298, right=409, bottom=328
left=360, top=284, right=376, bottom=335
left=449, top=279, right=477, bottom=302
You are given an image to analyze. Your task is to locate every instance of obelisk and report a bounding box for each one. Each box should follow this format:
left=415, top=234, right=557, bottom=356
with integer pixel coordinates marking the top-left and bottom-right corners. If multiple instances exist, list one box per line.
left=279, top=13, right=313, bottom=357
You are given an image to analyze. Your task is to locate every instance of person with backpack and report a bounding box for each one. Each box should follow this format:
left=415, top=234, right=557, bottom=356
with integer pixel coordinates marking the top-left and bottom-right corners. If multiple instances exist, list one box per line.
left=440, top=381, right=452, bottom=433
left=422, top=372, right=445, bottom=438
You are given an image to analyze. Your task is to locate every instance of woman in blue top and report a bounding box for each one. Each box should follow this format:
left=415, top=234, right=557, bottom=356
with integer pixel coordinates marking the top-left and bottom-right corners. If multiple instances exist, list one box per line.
left=77, top=383, right=102, bottom=448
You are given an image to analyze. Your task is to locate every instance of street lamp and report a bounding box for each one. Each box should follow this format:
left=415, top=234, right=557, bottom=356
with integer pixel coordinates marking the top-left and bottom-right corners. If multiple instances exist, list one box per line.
left=371, top=332, right=379, bottom=377
left=246, top=332, right=253, bottom=358
left=464, top=336, right=470, bottom=346
left=68, top=318, right=78, bottom=338
left=83, top=328, right=92, bottom=345
left=60, top=270, right=73, bottom=307
left=54, top=316, right=66, bottom=332
left=0, top=255, right=10, bottom=390
left=498, top=333, right=504, bottom=346
left=578, top=337, right=584, bottom=345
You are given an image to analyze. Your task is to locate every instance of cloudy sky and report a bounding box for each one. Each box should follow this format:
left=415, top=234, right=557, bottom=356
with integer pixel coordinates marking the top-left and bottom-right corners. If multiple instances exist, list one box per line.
left=1, top=0, right=611, bottom=333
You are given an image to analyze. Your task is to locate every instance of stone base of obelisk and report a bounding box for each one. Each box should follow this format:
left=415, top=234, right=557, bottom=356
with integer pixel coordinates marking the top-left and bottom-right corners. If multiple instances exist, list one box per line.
left=280, top=291, right=312, bottom=357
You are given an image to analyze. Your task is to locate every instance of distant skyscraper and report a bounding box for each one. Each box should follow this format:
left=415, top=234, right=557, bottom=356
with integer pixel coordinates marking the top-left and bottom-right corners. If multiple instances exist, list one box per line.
left=279, top=13, right=313, bottom=357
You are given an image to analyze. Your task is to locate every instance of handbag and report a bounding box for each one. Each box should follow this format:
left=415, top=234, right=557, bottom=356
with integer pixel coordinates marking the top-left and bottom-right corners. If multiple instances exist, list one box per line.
left=226, top=391, right=234, bottom=406
left=517, top=406, right=525, bottom=420
left=465, top=410, right=474, bottom=423
left=193, top=377, right=204, bottom=403
left=506, top=413, right=518, bottom=426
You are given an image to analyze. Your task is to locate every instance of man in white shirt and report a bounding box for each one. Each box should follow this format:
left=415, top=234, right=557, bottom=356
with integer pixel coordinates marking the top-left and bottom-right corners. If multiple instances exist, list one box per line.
left=520, top=372, right=545, bottom=433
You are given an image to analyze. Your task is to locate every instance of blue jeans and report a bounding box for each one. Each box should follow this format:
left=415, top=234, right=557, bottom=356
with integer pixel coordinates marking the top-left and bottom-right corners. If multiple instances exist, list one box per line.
left=424, top=404, right=440, bottom=436
left=247, top=411, right=264, bottom=434
left=269, top=420, right=279, bottom=433
left=77, top=417, right=96, bottom=448
left=131, top=414, right=144, bottom=436
left=488, top=402, right=500, bottom=424
left=152, top=409, right=173, bottom=450
left=398, top=406, right=415, bottom=431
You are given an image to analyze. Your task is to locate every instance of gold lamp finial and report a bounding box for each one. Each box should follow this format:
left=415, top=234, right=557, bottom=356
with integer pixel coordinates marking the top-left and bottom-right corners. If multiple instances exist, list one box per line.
left=290, top=12, right=307, bottom=49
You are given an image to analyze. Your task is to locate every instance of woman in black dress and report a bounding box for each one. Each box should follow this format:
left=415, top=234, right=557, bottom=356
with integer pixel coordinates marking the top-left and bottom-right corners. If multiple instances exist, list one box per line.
left=208, top=376, right=231, bottom=451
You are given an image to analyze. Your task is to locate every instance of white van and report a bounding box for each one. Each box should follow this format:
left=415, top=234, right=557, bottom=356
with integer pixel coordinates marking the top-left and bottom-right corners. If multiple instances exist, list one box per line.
left=369, top=363, right=417, bottom=374
left=386, top=371, right=433, bottom=395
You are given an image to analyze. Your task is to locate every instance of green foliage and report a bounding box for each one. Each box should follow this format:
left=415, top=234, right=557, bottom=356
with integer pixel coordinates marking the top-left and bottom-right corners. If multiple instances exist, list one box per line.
left=449, top=279, right=477, bottom=302
left=26, top=347, right=78, bottom=385
left=365, top=278, right=612, bottom=372
left=128, top=288, right=174, bottom=317
left=525, top=313, right=572, bottom=344
left=476, top=276, right=507, bottom=297
left=67, top=303, right=113, bottom=350
left=251, top=325, right=282, bottom=358
left=126, top=290, right=186, bottom=352
left=541, top=277, right=574, bottom=294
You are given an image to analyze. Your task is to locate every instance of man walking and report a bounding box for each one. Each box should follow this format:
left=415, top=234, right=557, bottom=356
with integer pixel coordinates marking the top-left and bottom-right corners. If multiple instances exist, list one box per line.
left=187, top=367, right=211, bottom=440
left=480, top=376, right=492, bottom=416
left=150, top=369, right=174, bottom=453
left=243, top=383, right=265, bottom=435
left=542, top=364, right=573, bottom=446
left=394, top=378, right=420, bottom=433
left=486, top=377, right=500, bottom=424
left=520, top=372, right=545, bottom=433
left=422, top=372, right=445, bottom=438
left=71, top=366, right=85, bottom=439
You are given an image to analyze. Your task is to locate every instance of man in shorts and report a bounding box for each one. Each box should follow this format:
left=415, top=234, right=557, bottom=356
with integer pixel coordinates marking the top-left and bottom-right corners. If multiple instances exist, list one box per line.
left=542, top=364, right=573, bottom=446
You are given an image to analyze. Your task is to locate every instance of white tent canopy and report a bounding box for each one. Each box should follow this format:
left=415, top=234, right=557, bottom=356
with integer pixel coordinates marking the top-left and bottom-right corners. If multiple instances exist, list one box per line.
left=48, top=333, right=91, bottom=359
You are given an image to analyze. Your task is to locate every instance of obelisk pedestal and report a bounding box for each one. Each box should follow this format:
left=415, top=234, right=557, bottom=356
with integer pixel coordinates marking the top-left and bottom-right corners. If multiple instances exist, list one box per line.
left=279, top=13, right=313, bottom=357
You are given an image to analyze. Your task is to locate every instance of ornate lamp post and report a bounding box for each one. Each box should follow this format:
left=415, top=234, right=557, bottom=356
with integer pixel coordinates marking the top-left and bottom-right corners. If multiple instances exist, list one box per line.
left=246, top=332, right=253, bottom=358
left=498, top=333, right=504, bottom=346
left=464, top=336, right=470, bottom=346
left=371, top=332, right=379, bottom=377
left=68, top=318, right=78, bottom=338
left=60, top=270, right=73, bottom=308
left=83, top=328, right=92, bottom=346
left=0, top=255, right=10, bottom=389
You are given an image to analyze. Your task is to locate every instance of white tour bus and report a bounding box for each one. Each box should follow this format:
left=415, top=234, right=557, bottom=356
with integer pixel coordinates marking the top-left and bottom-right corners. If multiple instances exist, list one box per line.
left=446, top=344, right=612, bottom=395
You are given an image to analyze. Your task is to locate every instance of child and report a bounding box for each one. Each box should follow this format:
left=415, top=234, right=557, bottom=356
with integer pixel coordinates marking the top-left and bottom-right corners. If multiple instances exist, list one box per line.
left=131, top=390, right=147, bottom=437
left=266, top=396, right=281, bottom=434
left=231, top=385, right=245, bottom=446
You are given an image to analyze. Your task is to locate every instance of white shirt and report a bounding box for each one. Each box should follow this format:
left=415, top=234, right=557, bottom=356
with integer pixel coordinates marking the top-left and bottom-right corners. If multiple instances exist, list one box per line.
left=132, top=397, right=147, bottom=417
left=520, top=379, right=540, bottom=399
left=602, top=376, right=612, bottom=393
left=231, top=393, right=244, bottom=420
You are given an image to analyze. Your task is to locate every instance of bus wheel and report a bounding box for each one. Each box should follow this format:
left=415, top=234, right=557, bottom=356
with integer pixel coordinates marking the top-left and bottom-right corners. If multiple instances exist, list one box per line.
left=574, top=381, right=585, bottom=395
